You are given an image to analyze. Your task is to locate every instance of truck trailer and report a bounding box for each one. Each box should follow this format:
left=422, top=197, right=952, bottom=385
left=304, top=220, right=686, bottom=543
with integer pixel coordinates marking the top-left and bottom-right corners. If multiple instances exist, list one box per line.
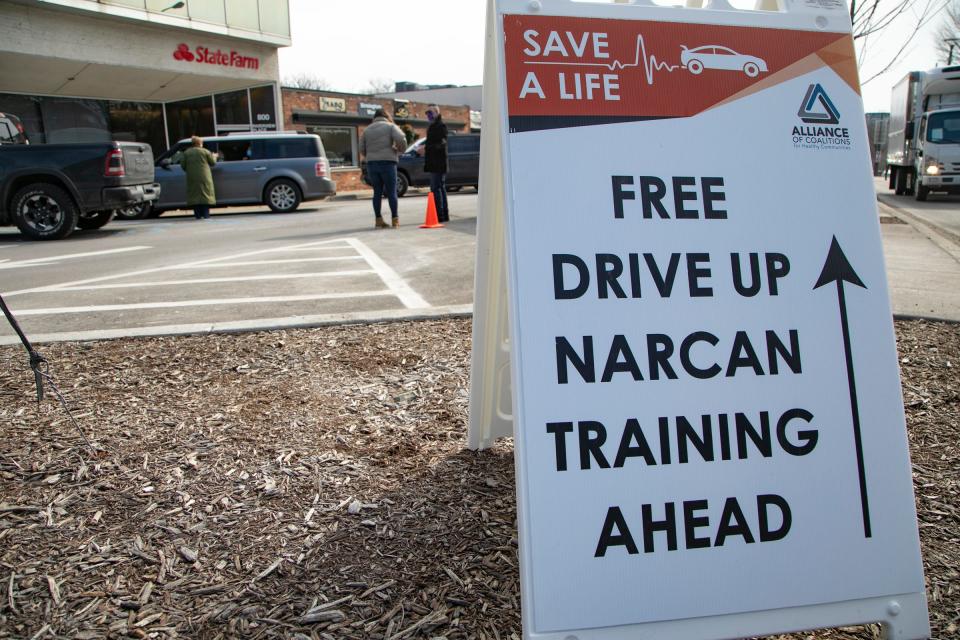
left=886, top=66, right=960, bottom=201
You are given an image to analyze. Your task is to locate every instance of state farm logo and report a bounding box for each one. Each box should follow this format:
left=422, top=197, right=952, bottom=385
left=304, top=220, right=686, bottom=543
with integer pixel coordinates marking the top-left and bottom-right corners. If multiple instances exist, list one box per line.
left=171, top=43, right=259, bottom=70
left=791, top=83, right=850, bottom=151
left=173, top=43, right=195, bottom=62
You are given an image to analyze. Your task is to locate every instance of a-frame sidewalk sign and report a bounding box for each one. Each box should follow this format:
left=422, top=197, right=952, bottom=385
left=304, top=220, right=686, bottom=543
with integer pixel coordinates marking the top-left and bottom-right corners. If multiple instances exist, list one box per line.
left=468, top=0, right=930, bottom=638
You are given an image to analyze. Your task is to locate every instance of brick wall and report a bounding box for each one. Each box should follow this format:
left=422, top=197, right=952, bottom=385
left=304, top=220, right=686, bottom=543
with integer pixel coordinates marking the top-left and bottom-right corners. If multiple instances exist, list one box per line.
left=282, top=88, right=472, bottom=193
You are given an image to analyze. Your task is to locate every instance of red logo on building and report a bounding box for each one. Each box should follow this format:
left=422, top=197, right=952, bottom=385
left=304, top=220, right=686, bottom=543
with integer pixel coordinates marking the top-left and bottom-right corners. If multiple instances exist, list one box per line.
left=171, top=44, right=259, bottom=70
left=173, top=43, right=195, bottom=62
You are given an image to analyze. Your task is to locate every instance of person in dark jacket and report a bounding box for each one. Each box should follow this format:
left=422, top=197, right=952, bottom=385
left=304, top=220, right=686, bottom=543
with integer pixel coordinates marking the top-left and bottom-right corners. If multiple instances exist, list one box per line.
left=423, top=105, right=449, bottom=223
left=179, top=136, right=217, bottom=219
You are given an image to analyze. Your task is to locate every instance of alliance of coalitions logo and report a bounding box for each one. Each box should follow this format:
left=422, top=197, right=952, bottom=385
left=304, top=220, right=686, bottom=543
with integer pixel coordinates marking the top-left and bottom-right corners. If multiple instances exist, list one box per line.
left=791, top=84, right=851, bottom=151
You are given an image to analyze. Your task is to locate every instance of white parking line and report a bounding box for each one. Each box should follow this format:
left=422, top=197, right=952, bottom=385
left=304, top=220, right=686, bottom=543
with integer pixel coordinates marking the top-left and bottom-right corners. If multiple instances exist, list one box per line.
left=2, top=238, right=352, bottom=296
left=0, top=246, right=152, bottom=270
left=346, top=238, right=430, bottom=309
left=13, top=290, right=393, bottom=316
left=3, top=236, right=431, bottom=314
left=50, top=270, right=376, bottom=291
left=190, top=256, right=364, bottom=268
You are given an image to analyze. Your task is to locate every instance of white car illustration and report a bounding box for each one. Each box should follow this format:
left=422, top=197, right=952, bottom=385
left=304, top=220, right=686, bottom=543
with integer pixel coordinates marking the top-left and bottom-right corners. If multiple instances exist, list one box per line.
left=680, top=45, right=768, bottom=78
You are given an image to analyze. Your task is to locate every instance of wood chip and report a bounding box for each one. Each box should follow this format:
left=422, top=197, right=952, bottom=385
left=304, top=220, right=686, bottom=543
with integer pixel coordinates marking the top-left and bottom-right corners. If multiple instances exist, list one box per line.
left=0, top=318, right=954, bottom=639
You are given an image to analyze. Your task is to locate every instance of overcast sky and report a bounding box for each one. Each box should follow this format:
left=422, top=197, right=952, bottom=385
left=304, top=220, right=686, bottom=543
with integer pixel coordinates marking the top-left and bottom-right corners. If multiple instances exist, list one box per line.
left=278, top=0, right=948, bottom=112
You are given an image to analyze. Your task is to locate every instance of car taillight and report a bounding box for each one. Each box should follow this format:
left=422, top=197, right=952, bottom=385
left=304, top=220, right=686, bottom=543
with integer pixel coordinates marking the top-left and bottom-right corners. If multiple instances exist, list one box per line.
left=104, top=148, right=125, bottom=177
left=315, top=159, right=327, bottom=178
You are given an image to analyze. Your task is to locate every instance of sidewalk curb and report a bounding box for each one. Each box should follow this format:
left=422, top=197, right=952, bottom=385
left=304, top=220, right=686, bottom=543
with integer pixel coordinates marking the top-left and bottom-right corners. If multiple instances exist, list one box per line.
left=330, top=193, right=369, bottom=202
left=877, top=197, right=960, bottom=263
left=0, top=305, right=474, bottom=346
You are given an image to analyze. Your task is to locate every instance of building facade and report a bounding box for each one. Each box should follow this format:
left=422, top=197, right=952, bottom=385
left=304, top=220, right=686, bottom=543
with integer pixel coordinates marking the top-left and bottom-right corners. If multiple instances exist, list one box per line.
left=0, top=0, right=290, bottom=156
left=282, top=88, right=471, bottom=192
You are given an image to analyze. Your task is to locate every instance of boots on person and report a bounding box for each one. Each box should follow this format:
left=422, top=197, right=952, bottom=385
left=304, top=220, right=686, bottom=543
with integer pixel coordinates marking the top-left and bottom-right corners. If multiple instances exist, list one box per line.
left=392, top=217, right=400, bottom=229
left=375, top=216, right=388, bottom=229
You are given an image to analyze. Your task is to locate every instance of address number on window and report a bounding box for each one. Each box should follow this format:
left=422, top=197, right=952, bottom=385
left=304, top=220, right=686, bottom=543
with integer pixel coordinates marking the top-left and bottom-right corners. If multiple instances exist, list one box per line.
left=256, top=114, right=272, bottom=122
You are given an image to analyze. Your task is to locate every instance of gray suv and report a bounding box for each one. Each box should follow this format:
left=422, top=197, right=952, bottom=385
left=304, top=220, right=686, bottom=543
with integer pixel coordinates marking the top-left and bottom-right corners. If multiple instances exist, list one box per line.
left=131, top=133, right=335, bottom=218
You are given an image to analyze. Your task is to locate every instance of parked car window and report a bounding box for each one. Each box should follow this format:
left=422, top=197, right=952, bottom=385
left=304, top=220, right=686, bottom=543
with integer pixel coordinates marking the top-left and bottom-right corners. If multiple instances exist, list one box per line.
left=262, top=138, right=318, bottom=159
left=406, top=139, right=425, bottom=154
left=218, top=140, right=254, bottom=161
left=0, top=120, right=17, bottom=144
left=449, top=135, right=480, bottom=154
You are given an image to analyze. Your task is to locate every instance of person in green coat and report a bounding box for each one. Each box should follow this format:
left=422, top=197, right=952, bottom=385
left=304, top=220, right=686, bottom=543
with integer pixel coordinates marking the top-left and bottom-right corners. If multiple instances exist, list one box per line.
left=179, top=135, right=217, bottom=219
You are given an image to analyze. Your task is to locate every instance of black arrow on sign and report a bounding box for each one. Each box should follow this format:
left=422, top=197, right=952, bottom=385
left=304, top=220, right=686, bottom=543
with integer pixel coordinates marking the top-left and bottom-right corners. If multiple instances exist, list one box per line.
left=814, top=236, right=871, bottom=538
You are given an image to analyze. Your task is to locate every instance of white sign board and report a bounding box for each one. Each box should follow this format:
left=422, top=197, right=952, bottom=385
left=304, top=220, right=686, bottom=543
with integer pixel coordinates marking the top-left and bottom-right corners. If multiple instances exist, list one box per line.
left=469, top=0, right=929, bottom=638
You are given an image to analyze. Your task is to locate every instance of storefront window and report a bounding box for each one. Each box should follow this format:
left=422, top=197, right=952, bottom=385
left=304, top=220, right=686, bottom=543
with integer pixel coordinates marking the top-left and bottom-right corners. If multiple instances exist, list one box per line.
left=248, top=86, right=277, bottom=130
left=40, top=98, right=111, bottom=144
left=108, top=102, right=167, bottom=155
left=308, top=126, right=356, bottom=168
left=165, top=96, right=215, bottom=143
left=215, top=90, right=251, bottom=126
left=0, top=94, right=44, bottom=143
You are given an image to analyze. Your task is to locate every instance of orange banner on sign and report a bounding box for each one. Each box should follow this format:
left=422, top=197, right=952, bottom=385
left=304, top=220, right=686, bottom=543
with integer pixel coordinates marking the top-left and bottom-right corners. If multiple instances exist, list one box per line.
left=503, top=14, right=857, bottom=128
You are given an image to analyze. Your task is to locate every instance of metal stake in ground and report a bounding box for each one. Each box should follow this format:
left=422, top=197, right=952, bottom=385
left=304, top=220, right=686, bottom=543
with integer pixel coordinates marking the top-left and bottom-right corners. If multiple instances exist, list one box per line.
left=0, top=293, right=99, bottom=453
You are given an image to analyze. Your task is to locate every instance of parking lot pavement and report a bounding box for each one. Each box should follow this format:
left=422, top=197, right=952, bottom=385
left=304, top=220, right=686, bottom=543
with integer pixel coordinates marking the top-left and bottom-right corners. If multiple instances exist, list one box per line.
left=0, top=196, right=476, bottom=343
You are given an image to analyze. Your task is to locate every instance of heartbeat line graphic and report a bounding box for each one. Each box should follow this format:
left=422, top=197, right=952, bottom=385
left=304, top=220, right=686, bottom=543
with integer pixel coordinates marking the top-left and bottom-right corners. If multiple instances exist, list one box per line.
left=524, top=34, right=680, bottom=84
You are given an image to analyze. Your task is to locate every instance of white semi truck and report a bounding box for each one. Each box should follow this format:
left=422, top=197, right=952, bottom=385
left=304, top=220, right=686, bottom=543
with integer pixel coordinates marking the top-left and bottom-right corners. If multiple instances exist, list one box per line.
left=886, top=66, right=960, bottom=201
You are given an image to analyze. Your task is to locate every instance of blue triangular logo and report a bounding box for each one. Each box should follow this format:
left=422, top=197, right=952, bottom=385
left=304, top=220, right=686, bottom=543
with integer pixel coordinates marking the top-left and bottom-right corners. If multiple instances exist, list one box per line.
left=798, top=84, right=840, bottom=124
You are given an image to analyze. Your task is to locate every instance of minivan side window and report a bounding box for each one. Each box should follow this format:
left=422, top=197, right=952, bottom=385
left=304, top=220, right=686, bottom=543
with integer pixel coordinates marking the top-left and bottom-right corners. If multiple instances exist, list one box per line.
left=261, top=138, right=318, bottom=159
left=218, top=140, right=254, bottom=161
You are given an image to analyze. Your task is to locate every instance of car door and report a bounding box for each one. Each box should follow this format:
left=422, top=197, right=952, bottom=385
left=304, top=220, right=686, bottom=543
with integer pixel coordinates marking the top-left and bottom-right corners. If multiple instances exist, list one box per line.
left=446, top=136, right=471, bottom=185
left=210, top=139, right=260, bottom=204
left=154, top=143, right=189, bottom=208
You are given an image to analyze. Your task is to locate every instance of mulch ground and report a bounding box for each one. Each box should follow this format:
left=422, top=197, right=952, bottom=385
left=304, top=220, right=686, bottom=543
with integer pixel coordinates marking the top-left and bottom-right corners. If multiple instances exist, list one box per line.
left=0, top=318, right=956, bottom=639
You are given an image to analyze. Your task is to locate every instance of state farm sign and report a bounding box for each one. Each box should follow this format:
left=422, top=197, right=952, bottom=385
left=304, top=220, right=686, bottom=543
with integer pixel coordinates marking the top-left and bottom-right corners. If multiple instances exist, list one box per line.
left=172, top=43, right=259, bottom=70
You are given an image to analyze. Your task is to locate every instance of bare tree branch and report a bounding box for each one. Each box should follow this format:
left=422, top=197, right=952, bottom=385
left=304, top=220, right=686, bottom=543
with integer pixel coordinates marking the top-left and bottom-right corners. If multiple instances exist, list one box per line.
left=366, top=78, right=395, bottom=95
left=853, top=0, right=951, bottom=85
left=282, top=73, right=331, bottom=91
left=933, top=0, right=960, bottom=64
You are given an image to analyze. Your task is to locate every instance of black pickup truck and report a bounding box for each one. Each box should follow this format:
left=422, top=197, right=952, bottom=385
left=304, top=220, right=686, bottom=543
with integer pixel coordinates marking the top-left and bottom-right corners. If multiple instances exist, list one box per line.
left=0, top=112, right=160, bottom=240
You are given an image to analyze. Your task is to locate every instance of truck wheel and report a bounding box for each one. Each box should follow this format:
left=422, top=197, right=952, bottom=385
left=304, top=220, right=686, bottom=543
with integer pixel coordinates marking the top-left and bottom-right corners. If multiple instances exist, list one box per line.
left=11, top=183, right=78, bottom=240
left=894, top=168, right=907, bottom=195
left=77, top=209, right=115, bottom=230
left=915, top=185, right=929, bottom=201
left=396, top=172, right=409, bottom=197
left=265, top=179, right=301, bottom=213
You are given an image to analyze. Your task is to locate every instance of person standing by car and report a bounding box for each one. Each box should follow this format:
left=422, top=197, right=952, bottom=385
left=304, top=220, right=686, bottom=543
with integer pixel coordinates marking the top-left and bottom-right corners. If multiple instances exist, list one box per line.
left=424, top=105, right=449, bottom=223
left=360, top=109, right=406, bottom=228
left=180, top=135, right=217, bottom=220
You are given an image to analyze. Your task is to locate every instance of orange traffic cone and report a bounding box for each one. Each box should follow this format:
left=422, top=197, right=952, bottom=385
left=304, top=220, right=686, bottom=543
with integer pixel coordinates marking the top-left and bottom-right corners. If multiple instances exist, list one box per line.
left=419, top=192, right=445, bottom=229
